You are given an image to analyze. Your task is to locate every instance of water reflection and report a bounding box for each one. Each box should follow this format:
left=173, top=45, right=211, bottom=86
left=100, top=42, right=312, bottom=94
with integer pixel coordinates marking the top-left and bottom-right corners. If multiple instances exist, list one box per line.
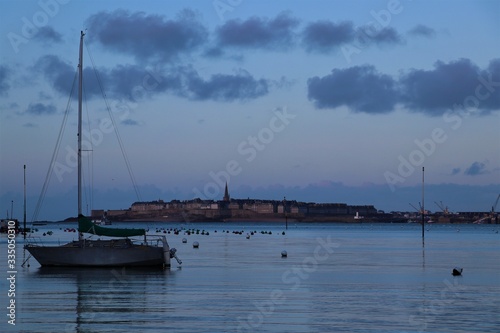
left=30, top=267, right=175, bottom=332
left=422, top=245, right=426, bottom=270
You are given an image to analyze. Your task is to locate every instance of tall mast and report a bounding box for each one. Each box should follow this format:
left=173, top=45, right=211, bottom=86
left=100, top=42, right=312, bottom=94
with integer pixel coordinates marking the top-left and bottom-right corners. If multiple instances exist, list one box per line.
left=77, top=31, right=85, bottom=241
left=78, top=31, right=84, bottom=219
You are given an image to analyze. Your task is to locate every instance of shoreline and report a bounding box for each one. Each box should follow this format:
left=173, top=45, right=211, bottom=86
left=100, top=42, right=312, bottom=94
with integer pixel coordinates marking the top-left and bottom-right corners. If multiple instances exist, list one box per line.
left=49, top=215, right=498, bottom=225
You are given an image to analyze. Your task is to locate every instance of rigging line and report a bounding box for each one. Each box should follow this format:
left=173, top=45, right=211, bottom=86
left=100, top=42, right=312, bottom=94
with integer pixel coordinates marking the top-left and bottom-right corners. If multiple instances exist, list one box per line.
left=82, top=80, right=93, bottom=215
left=32, top=70, right=78, bottom=222
left=84, top=39, right=142, bottom=202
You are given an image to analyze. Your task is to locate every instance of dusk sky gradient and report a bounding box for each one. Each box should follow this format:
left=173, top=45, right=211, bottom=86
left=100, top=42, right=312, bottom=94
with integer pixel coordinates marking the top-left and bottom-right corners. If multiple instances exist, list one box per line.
left=1, top=0, right=499, bottom=221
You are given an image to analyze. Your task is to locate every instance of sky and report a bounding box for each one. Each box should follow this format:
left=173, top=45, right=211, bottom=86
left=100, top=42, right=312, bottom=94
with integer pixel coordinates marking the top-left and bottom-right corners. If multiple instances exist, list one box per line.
left=0, top=0, right=499, bottom=221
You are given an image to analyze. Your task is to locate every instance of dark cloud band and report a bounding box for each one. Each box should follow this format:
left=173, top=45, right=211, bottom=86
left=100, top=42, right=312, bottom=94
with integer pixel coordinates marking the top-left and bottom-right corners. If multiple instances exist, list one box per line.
left=307, top=58, right=500, bottom=115
left=216, top=12, right=299, bottom=50
left=35, top=55, right=270, bottom=103
left=86, top=9, right=208, bottom=62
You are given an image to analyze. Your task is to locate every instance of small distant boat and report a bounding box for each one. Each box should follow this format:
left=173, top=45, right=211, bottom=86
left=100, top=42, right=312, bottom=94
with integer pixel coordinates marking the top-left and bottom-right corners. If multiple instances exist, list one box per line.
left=25, top=31, right=180, bottom=268
left=92, top=219, right=110, bottom=225
left=92, top=214, right=111, bottom=225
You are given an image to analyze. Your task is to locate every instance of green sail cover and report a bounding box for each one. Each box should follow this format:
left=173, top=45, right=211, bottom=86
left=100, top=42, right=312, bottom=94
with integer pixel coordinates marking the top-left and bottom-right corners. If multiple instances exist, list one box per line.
left=78, top=215, right=145, bottom=237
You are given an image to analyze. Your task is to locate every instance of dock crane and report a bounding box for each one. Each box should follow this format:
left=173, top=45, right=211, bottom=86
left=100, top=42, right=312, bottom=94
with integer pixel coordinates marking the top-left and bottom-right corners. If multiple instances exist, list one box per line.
left=477, top=194, right=500, bottom=224
left=434, top=201, right=449, bottom=215
left=409, top=203, right=422, bottom=213
left=491, top=194, right=500, bottom=224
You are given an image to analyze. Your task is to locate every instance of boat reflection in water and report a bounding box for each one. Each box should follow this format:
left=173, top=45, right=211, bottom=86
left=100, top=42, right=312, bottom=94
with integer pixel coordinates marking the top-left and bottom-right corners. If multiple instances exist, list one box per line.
left=31, top=267, right=176, bottom=332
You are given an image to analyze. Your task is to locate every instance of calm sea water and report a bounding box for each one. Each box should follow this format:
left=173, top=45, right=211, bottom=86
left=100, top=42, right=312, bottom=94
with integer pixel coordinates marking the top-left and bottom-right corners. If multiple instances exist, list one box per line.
left=1, top=222, right=499, bottom=332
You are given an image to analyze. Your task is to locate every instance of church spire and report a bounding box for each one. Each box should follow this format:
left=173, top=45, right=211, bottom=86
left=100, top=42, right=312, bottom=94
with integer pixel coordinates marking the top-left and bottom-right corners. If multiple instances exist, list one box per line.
left=223, top=182, right=230, bottom=202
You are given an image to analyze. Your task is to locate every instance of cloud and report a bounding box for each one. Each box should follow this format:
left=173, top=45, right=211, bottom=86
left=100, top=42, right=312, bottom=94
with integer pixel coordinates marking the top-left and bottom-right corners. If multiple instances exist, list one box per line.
left=203, top=47, right=225, bottom=58
left=35, top=55, right=149, bottom=100
left=35, top=55, right=110, bottom=99
left=25, top=102, right=57, bottom=115
left=35, top=55, right=177, bottom=101
left=34, top=26, right=63, bottom=44
left=308, top=58, right=500, bottom=115
left=302, top=20, right=402, bottom=53
left=181, top=68, right=269, bottom=101
left=35, top=55, right=77, bottom=97
left=302, top=21, right=355, bottom=52
left=408, top=24, right=436, bottom=38
left=451, top=167, right=461, bottom=175
left=357, top=26, right=402, bottom=45
left=216, top=12, right=299, bottom=50
left=107, top=64, right=182, bottom=100
left=464, top=162, right=488, bottom=176
left=35, top=54, right=269, bottom=103
left=86, top=9, right=208, bottom=62
left=307, top=65, right=398, bottom=113
left=106, top=65, right=270, bottom=102
left=483, top=58, right=500, bottom=110
left=400, top=58, right=500, bottom=115
left=38, top=91, right=52, bottom=100
left=0, top=65, right=11, bottom=96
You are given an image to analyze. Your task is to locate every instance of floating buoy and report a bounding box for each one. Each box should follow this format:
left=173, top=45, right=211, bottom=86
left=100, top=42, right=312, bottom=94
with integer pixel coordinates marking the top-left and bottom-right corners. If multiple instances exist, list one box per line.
left=452, top=267, right=463, bottom=276
left=281, top=250, right=287, bottom=258
left=182, top=238, right=187, bottom=243
left=193, top=241, right=199, bottom=248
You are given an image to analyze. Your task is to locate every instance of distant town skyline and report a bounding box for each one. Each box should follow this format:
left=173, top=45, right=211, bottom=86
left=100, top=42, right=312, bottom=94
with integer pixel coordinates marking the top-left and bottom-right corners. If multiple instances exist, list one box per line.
left=1, top=0, right=499, bottom=221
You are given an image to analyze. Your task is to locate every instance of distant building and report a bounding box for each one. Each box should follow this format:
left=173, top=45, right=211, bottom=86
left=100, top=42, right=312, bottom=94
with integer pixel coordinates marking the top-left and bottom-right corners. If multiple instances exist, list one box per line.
left=131, top=200, right=167, bottom=211
left=101, top=194, right=382, bottom=222
left=308, top=203, right=348, bottom=215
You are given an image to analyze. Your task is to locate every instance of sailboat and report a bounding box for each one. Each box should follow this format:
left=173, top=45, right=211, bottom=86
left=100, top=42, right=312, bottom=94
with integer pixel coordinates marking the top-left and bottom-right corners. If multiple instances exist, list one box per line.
left=25, top=31, right=180, bottom=268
